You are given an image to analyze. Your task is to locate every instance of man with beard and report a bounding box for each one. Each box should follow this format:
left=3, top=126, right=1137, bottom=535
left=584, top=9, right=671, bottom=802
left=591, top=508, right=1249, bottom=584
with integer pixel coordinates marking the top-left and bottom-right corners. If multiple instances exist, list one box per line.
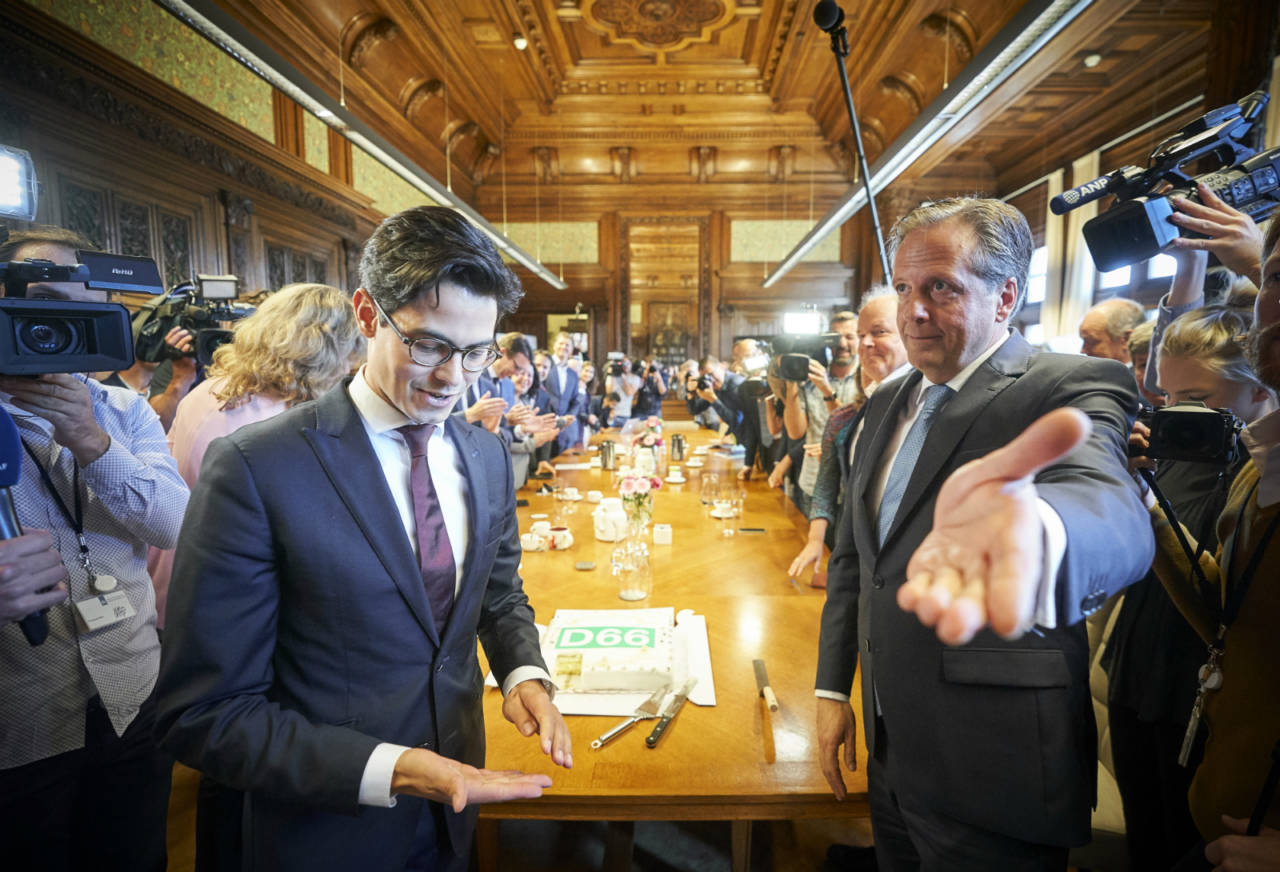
left=1143, top=217, right=1280, bottom=870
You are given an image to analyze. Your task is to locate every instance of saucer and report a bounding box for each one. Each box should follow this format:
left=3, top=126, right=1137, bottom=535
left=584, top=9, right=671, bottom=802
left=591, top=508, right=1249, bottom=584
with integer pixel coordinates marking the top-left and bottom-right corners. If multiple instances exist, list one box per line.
left=559, top=493, right=584, bottom=502
left=530, top=513, right=549, bottom=519
left=693, top=447, right=709, bottom=455
left=666, top=476, right=686, bottom=484
left=686, top=460, right=704, bottom=468
left=709, top=509, right=734, bottom=519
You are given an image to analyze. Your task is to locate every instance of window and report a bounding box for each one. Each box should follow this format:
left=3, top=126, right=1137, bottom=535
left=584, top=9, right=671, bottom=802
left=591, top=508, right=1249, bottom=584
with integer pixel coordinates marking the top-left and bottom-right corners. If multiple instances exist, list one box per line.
left=1098, top=266, right=1132, bottom=289
left=1026, top=246, right=1048, bottom=304
left=1149, top=253, right=1178, bottom=278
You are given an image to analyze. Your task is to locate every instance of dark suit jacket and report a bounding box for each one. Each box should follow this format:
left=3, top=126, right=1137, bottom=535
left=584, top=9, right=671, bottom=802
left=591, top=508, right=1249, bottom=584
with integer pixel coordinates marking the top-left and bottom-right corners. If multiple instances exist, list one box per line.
left=155, top=380, right=544, bottom=871
left=816, top=333, right=1153, bottom=848
left=543, top=363, right=584, bottom=453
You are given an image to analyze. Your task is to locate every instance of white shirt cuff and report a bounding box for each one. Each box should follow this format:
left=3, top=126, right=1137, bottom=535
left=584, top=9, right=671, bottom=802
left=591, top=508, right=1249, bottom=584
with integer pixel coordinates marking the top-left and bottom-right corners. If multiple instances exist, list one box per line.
left=514, top=424, right=528, bottom=439
left=1033, top=498, right=1067, bottom=630
left=501, top=666, right=557, bottom=699
left=359, top=742, right=412, bottom=808
left=814, top=689, right=851, bottom=703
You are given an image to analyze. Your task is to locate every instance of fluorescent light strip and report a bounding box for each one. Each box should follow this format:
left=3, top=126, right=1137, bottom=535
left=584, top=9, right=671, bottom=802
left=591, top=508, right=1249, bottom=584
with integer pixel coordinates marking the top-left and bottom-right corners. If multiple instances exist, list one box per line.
left=763, top=0, right=1093, bottom=288
left=155, top=0, right=567, bottom=290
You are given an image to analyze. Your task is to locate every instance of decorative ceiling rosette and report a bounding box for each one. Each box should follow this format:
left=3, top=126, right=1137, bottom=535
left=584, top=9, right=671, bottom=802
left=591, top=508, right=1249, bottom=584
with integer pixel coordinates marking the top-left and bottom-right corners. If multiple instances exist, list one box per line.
left=583, top=0, right=737, bottom=53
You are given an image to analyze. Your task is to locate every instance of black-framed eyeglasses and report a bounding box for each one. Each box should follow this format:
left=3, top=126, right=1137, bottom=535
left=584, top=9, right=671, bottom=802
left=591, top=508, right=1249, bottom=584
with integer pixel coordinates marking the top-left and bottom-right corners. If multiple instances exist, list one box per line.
left=368, top=294, right=500, bottom=372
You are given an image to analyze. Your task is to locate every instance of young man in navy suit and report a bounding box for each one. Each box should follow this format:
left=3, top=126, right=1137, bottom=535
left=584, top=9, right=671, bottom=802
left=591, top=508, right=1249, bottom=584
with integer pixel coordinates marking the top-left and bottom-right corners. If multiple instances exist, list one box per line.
left=157, top=207, right=570, bottom=872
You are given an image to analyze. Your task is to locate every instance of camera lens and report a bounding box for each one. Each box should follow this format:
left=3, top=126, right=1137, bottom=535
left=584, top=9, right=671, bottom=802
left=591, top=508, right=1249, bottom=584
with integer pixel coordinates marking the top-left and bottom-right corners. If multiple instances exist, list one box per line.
left=15, top=317, right=81, bottom=355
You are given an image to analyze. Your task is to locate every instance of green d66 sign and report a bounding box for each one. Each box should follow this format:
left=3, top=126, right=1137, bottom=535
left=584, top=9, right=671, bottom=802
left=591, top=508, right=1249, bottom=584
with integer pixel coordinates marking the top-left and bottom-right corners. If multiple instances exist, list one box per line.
left=554, top=626, right=657, bottom=649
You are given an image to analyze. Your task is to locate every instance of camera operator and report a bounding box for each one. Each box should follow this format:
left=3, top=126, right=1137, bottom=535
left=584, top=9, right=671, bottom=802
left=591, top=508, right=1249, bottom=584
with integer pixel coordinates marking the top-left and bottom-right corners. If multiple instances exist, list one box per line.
left=787, top=291, right=909, bottom=584
left=685, top=355, right=747, bottom=439
left=1142, top=183, right=1265, bottom=401
left=1110, top=304, right=1272, bottom=871
left=101, top=325, right=195, bottom=402
left=782, top=311, right=860, bottom=518
left=631, top=358, right=667, bottom=420
left=605, top=356, right=641, bottom=420
left=0, top=227, right=190, bottom=872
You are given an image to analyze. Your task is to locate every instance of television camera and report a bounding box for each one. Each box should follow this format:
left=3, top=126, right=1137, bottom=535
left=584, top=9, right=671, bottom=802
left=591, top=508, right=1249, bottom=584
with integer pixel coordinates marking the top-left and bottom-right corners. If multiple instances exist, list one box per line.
left=1051, top=90, right=1280, bottom=272
left=0, top=235, right=161, bottom=375
left=133, top=274, right=252, bottom=367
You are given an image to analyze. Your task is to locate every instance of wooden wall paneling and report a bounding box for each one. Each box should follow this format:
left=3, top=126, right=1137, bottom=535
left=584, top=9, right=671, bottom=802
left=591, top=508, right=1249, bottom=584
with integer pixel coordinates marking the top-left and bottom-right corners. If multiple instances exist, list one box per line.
left=1204, top=0, right=1280, bottom=119
left=272, top=89, right=306, bottom=159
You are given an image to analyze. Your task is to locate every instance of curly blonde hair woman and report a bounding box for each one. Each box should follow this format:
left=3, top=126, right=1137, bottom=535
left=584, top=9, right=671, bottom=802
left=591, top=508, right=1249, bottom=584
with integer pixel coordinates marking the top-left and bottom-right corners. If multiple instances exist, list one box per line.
left=150, top=283, right=365, bottom=626
left=206, top=282, right=365, bottom=409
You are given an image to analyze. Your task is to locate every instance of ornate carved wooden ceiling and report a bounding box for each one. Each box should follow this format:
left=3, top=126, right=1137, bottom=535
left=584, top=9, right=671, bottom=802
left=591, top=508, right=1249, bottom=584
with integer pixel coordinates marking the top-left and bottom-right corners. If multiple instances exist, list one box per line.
left=212, top=0, right=1214, bottom=223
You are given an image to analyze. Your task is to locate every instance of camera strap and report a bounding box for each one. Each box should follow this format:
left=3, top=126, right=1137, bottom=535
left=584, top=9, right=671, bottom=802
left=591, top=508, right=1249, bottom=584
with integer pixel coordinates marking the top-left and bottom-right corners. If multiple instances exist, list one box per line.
left=20, top=438, right=97, bottom=587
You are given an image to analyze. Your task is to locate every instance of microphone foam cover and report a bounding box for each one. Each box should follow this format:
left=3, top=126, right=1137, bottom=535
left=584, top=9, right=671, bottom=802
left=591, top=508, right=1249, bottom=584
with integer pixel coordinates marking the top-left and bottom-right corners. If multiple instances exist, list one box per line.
left=813, top=0, right=843, bottom=31
left=0, top=408, right=23, bottom=489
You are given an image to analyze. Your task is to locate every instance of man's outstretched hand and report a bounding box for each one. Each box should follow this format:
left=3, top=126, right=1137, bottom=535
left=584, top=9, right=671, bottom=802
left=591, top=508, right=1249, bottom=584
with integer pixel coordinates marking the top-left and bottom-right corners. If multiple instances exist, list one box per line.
left=390, top=747, right=552, bottom=813
left=900, top=408, right=1092, bottom=645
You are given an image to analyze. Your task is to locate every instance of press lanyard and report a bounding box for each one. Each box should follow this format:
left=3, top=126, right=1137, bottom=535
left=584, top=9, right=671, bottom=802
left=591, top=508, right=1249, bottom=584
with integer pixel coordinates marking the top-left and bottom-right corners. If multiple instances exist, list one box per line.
left=1218, top=478, right=1280, bottom=640
left=20, top=439, right=111, bottom=592
left=1180, top=477, right=1280, bottom=766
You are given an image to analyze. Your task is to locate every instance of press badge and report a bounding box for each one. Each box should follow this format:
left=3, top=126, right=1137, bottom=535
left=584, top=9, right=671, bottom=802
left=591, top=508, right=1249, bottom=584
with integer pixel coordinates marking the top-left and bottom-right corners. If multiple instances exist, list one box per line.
left=74, top=589, right=136, bottom=632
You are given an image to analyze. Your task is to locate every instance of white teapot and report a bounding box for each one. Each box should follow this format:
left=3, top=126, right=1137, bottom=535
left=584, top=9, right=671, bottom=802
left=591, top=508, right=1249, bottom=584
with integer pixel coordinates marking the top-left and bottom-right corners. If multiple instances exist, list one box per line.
left=593, top=498, right=628, bottom=542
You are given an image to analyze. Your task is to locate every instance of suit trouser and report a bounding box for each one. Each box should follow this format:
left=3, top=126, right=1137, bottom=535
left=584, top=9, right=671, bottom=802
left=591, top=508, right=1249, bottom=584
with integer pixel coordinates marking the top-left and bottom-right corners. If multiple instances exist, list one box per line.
left=867, top=718, right=1069, bottom=872
left=0, top=694, right=171, bottom=872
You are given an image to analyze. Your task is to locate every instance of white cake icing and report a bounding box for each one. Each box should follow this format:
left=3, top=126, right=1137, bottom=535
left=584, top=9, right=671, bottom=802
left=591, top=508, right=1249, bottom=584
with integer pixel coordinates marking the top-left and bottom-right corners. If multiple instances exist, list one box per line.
left=542, top=608, right=674, bottom=692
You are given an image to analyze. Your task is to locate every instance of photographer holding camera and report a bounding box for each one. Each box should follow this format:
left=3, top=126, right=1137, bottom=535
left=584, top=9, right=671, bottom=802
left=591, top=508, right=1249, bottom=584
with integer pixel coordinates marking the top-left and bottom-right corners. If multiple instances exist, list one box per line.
left=631, top=358, right=667, bottom=420
left=685, top=355, right=747, bottom=439
left=1109, top=304, right=1271, bottom=871
left=0, top=227, right=190, bottom=872
left=781, top=311, right=860, bottom=518
left=605, top=356, right=641, bottom=420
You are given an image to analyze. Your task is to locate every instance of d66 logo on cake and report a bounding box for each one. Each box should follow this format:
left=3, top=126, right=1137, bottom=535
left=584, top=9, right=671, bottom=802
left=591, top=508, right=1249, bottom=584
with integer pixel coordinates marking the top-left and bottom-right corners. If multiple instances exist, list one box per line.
left=555, top=626, right=656, bottom=649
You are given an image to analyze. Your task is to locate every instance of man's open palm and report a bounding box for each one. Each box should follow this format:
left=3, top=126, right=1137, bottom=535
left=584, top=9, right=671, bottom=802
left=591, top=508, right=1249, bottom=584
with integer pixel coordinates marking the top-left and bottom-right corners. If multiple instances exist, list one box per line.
left=900, top=408, right=1091, bottom=645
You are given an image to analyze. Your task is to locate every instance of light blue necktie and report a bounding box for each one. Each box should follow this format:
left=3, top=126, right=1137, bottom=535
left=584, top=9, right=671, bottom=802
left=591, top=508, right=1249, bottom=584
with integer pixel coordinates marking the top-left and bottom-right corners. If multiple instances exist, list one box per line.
left=877, top=383, right=953, bottom=547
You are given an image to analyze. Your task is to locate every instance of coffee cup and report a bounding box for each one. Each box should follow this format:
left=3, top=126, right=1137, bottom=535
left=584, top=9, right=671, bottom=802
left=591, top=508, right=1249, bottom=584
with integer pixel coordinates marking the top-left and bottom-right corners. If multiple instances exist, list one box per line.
left=563, top=486, right=580, bottom=499
left=713, top=499, right=732, bottom=516
left=667, top=465, right=683, bottom=481
left=653, top=523, right=672, bottom=545
left=520, top=532, right=547, bottom=551
left=531, top=520, right=551, bottom=537
left=549, top=526, right=574, bottom=550
left=586, top=490, right=603, bottom=503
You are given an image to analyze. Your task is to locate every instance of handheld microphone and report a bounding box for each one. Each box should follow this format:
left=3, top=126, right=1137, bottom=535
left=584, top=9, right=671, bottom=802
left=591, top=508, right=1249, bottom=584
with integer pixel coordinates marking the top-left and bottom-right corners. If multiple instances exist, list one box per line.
left=813, top=0, right=844, bottom=32
left=1050, top=173, right=1117, bottom=215
left=0, top=409, right=45, bottom=645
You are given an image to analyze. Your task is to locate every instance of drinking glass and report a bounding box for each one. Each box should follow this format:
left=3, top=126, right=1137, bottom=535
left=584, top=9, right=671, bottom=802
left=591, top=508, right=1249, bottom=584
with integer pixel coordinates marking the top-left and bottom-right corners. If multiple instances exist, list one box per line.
left=700, top=473, right=719, bottom=506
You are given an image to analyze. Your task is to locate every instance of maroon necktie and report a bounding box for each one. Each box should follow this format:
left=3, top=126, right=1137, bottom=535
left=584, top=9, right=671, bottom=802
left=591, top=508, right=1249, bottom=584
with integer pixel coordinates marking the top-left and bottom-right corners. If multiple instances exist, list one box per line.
left=398, top=423, right=456, bottom=634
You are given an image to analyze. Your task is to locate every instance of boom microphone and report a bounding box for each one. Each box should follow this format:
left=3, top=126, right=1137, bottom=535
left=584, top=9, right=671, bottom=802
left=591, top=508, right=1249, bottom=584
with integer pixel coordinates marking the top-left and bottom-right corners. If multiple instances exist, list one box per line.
left=0, top=408, right=45, bottom=645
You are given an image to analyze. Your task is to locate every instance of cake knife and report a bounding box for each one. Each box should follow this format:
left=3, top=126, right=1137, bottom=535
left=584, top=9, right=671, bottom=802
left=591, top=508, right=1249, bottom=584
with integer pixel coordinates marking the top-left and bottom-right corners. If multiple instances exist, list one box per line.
left=590, top=683, right=670, bottom=750
left=644, top=678, right=697, bottom=749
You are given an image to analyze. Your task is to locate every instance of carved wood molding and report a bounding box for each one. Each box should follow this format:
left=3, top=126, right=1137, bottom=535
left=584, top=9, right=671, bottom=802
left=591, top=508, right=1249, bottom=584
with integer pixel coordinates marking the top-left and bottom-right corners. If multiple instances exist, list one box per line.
left=0, top=11, right=361, bottom=233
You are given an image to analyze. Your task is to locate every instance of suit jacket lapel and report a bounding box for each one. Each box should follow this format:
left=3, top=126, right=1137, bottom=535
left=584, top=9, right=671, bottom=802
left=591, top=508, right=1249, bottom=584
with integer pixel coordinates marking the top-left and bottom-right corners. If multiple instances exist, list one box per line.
left=441, top=415, right=489, bottom=643
left=303, top=381, right=440, bottom=646
left=880, top=333, right=1033, bottom=551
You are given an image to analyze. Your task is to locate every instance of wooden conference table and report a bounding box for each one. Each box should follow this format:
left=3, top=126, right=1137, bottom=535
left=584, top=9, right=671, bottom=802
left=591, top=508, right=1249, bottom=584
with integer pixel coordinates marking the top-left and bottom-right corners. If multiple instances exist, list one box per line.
left=475, top=428, right=869, bottom=871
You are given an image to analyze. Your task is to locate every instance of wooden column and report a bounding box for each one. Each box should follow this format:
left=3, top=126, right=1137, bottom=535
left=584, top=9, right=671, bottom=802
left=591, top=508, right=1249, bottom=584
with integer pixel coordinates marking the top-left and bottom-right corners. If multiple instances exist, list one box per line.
left=329, top=128, right=354, bottom=186
left=271, top=89, right=304, bottom=158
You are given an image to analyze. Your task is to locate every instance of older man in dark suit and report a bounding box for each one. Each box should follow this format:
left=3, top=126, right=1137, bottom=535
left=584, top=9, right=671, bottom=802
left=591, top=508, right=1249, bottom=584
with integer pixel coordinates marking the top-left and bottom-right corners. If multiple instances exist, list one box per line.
left=815, top=197, right=1152, bottom=870
left=156, top=207, right=570, bottom=872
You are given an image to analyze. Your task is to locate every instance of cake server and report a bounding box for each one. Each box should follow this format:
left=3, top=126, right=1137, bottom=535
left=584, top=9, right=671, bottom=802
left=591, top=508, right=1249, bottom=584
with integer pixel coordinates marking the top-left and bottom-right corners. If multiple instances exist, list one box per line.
left=644, top=677, right=697, bottom=749
left=590, top=683, right=670, bottom=750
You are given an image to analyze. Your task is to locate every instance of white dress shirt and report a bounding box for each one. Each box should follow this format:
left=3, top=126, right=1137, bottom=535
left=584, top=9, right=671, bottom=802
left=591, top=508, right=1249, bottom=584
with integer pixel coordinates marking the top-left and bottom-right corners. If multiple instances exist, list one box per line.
left=816, top=331, right=1069, bottom=704
left=347, top=369, right=550, bottom=806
